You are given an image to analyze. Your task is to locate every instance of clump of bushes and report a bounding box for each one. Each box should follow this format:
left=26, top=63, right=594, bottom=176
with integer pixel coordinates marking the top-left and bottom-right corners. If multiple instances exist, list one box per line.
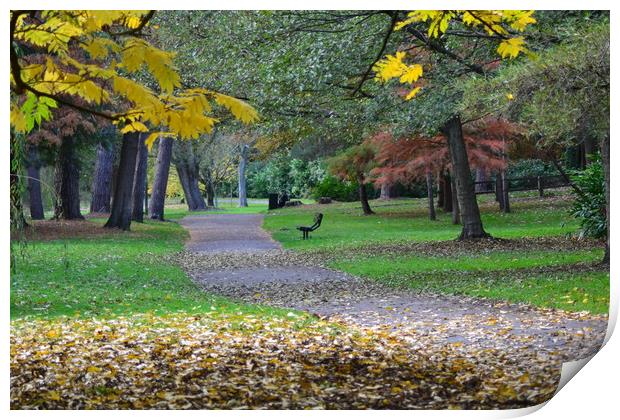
left=570, top=155, right=606, bottom=239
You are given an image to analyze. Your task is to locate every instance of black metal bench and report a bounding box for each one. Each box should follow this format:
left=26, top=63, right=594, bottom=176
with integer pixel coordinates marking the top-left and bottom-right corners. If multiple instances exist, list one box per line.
left=297, top=213, right=323, bottom=240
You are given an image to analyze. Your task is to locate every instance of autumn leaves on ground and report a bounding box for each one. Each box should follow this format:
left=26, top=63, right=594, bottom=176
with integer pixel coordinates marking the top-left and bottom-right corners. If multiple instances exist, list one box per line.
left=10, top=192, right=608, bottom=409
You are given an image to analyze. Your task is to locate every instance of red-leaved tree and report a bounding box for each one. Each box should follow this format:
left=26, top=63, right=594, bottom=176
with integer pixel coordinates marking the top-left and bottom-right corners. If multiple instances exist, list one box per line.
left=370, top=118, right=520, bottom=222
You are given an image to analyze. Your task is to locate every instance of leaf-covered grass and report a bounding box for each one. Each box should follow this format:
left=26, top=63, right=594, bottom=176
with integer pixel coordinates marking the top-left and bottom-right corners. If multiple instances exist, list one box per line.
left=263, top=192, right=579, bottom=251
left=263, top=192, right=608, bottom=314
left=10, top=219, right=307, bottom=321
left=330, top=249, right=603, bottom=276
left=343, top=267, right=609, bottom=315
left=329, top=251, right=608, bottom=314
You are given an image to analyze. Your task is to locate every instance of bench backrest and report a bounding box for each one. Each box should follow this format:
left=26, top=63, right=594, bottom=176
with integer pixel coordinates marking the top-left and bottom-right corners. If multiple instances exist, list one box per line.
left=310, top=213, right=323, bottom=230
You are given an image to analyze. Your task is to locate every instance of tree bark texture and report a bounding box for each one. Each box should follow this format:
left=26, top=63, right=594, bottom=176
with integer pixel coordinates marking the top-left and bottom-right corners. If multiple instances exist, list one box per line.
left=131, top=134, right=148, bottom=222
left=358, top=175, right=374, bottom=215
left=442, top=173, right=453, bottom=213
left=53, top=136, right=84, bottom=220
left=174, top=141, right=207, bottom=211
left=238, top=144, right=249, bottom=207
left=90, top=142, right=115, bottom=213
left=380, top=182, right=397, bottom=200
left=426, top=171, right=436, bottom=221
left=105, top=132, right=140, bottom=230
left=176, top=164, right=207, bottom=211
left=437, top=177, right=444, bottom=209
left=204, top=168, right=216, bottom=207
left=443, top=116, right=489, bottom=239
left=451, top=177, right=460, bottom=225
left=149, top=136, right=173, bottom=220
left=26, top=146, right=45, bottom=220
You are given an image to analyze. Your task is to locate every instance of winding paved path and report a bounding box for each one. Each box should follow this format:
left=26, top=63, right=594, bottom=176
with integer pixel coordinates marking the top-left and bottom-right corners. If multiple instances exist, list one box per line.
left=179, top=213, right=607, bottom=362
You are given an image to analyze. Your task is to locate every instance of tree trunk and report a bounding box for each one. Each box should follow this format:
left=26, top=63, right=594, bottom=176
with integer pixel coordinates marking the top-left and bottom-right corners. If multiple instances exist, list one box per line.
left=174, top=141, right=207, bottom=212
left=26, top=146, right=45, bottom=220
left=176, top=163, right=197, bottom=210
left=90, top=142, right=115, bottom=213
left=475, top=167, right=488, bottom=193
left=380, top=182, right=397, bottom=200
left=583, top=136, right=598, bottom=166
left=442, top=173, right=453, bottom=213
left=451, top=177, right=460, bottom=225
left=131, top=134, right=148, bottom=222
left=105, top=132, right=140, bottom=230
left=53, top=136, right=84, bottom=220
left=443, top=115, right=489, bottom=239
left=238, top=144, right=249, bottom=207
left=149, top=136, right=173, bottom=220
left=176, top=162, right=207, bottom=211
left=426, top=171, right=436, bottom=221
left=501, top=170, right=511, bottom=213
left=358, top=175, right=374, bottom=215
left=437, top=176, right=444, bottom=209
left=601, top=134, right=610, bottom=264
left=205, top=168, right=215, bottom=207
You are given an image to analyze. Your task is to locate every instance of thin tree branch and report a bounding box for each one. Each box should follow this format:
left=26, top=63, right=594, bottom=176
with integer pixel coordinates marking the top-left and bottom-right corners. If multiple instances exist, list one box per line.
left=351, top=11, right=399, bottom=97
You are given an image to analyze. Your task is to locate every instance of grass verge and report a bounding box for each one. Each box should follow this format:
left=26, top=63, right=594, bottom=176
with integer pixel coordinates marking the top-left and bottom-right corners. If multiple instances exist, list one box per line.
left=10, top=219, right=308, bottom=321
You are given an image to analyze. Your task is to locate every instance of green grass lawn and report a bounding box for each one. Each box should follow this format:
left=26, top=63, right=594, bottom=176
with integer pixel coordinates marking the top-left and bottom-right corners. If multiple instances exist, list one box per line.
left=10, top=219, right=304, bottom=321
left=330, top=249, right=608, bottom=314
left=263, top=192, right=608, bottom=314
left=263, top=193, right=579, bottom=250
left=330, top=249, right=603, bottom=277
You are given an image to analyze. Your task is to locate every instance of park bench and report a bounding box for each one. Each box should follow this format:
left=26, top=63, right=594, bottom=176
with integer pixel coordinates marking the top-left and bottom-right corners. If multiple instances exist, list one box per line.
left=297, top=213, right=323, bottom=240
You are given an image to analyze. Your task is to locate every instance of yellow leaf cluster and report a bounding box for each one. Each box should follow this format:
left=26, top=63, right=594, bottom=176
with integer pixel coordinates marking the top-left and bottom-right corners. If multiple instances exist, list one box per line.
left=497, top=37, right=526, bottom=59
left=11, top=10, right=259, bottom=139
left=373, top=52, right=423, bottom=99
left=393, top=10, right=535, bottom=59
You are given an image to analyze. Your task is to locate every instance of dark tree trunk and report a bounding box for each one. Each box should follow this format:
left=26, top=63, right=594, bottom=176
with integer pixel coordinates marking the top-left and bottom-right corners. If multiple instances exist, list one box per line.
left=426, top=171, right=436, bottom=221
left=131, top=135, right=148, bottom=222
left=26, top=146, right=44, bottom=220
left=105, top=132, right=140, bottom=230
left=442, top=173, right=453, bottom=213
left=174, top=141, right=207, bottom=212
left=53, top=137, right=84, bottom=220
left=583, top=136, right=598, bottom=166
left=149, top=136, right=173, bottom=220
left=358, top=175, right=374, bottom=215
left=451, top=177, right=460, bottom=225
left=90, top=142, right=115, bottom=213
left=176, top=162, right=207, bottom=211
left=238, top=144, right=249, bottom=207
left=601, top=134, right=610, bottom=264
left=443, top=116, right=489, bottom=239
left=205, top=168, right=215, bottom=207
left=437, top=177, right=444, bottom=209
left=176, top=163, right=196, bottom=210
left=501, top=171, right=511, bottom=213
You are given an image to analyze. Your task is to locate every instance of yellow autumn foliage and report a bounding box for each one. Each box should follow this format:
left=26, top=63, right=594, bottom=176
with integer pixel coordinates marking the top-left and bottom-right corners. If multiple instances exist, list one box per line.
left=375, top=10, right=536, bottom=98
left=10, top=10, right=258, bottom=142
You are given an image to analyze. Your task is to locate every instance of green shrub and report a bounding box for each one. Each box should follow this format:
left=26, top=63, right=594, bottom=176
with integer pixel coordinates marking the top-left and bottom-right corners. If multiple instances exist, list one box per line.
left=311, top=176, right=360, bottom=202
left=570, top=155, right=606, bottom=239
left=507, top=159, right=558, bottom=179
